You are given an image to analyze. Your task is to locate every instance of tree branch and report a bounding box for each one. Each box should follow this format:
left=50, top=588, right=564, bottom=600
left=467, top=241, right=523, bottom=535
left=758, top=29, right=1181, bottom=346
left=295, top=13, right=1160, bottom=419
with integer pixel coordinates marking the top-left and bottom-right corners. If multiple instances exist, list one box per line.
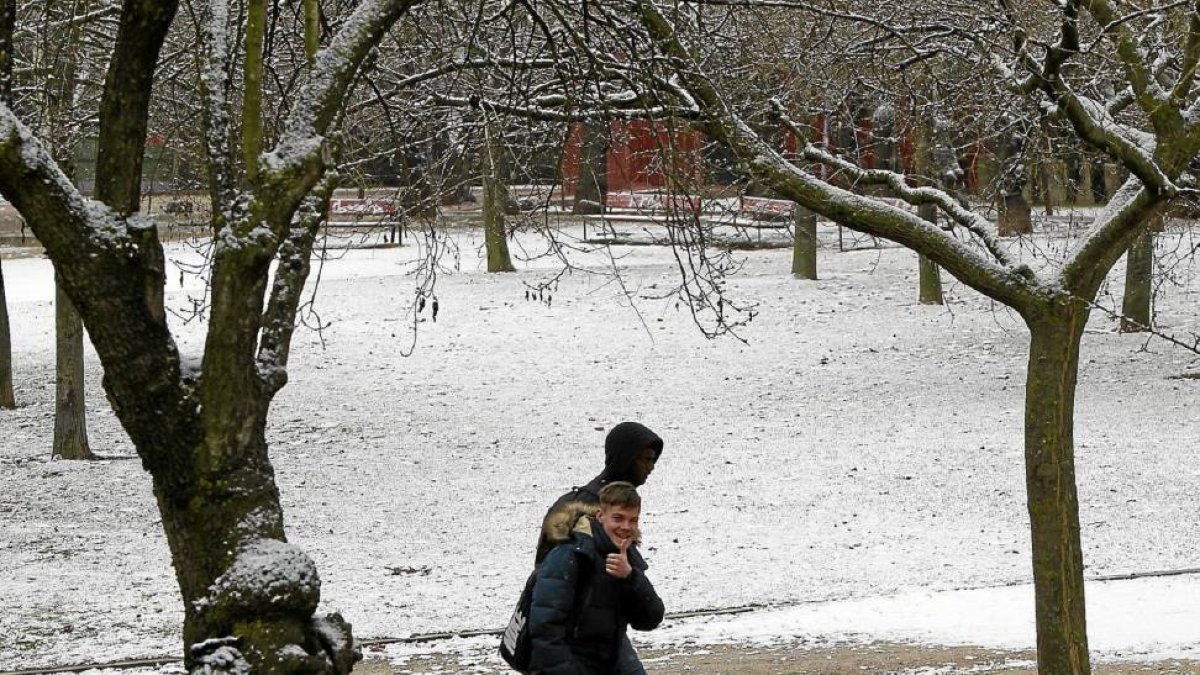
left=772, top=103, right=1014, bottom=268
left=0, top=106, right=199, bottom=493
left=634, top=0, right=1043, bottom=310
left=257, top=173, right=337, bottom=396
left=1060, top=177, right=1163, bottom=297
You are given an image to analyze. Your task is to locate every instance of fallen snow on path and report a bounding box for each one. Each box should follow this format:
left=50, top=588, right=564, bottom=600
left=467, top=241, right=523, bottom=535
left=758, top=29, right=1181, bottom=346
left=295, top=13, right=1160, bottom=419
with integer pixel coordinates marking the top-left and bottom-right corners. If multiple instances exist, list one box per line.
left=1, top=222, right=1197, bottom=670
left=647, top=575, right=1200, bottom=661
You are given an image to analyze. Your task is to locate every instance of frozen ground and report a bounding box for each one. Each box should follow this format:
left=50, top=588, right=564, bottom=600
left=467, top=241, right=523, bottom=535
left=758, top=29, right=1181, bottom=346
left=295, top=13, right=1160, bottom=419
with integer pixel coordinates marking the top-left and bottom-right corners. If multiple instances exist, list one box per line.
left=0, top=219, right=1198, bottom=670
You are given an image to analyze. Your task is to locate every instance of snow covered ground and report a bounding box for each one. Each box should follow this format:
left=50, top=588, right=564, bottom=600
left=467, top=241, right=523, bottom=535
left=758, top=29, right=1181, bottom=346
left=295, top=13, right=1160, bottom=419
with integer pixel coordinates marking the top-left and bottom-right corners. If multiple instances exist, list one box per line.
left=0, top=219, right=1197, bottom=671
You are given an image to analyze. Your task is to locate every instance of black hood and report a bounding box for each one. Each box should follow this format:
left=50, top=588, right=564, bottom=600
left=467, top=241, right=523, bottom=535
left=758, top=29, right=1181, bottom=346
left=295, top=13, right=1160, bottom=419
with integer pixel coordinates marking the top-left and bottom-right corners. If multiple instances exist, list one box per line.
left=601, top=421, right=663, bottom=483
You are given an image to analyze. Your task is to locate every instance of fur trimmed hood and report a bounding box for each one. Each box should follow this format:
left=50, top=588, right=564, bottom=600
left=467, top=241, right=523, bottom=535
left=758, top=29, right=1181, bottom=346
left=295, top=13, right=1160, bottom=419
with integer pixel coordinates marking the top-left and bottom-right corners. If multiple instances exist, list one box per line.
left=542, top=501, right=600, bottom=545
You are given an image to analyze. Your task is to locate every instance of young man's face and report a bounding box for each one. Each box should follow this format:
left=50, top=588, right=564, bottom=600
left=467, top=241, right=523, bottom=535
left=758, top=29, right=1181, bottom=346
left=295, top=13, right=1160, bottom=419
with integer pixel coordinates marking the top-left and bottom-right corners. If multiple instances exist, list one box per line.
left=631, top=446, right=657, bottom=485
left=598, top=504, right=640, bottom=547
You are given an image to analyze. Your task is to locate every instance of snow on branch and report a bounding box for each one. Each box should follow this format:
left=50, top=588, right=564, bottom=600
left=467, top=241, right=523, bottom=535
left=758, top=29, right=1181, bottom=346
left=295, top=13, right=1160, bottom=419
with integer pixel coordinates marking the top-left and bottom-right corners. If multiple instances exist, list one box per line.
left=256, top=173, right=336, bottom=395
left=428, top=92, right=697, bottom=121
left=770, top=102, right=1015, bottom=269
left=633, top=0, right=1043, bottom=309
left=263, top=0, right=423, bottom=175
left=0, top=103, right=130, bottom=252
left=1060, top=177, right=1163, bottom=295
left=1081, top=0, right=1179, bottom=132
left=200, top=0, right=238, bottom=218
left=1006, top=22, right=1177, bottom=196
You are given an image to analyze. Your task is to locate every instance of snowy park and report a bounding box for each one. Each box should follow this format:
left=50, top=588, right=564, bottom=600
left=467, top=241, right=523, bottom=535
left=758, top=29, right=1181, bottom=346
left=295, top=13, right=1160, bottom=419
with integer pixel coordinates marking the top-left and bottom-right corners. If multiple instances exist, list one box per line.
left=2, top=218, right=1198, bottom=673
left=7, top=1, right=1200, bottom=673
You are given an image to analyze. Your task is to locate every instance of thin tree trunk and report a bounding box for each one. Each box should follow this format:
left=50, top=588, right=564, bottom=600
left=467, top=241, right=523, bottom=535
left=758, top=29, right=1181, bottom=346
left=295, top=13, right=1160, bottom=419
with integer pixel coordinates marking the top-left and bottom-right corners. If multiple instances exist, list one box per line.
left=573, top=121, right=607, bottom=214
left=1024, top=306, right=1091, bottom=675
left=999, top=193, right=1033, bottom=236
left=917, top=203, right=944, bottom=304
left=791, top=206, right=817, bottom=279
left=997, top=125, right=1033, bottom=236
left=0, top=260, right=13, bottom=408
left=0, top=0, right=13, bottom=409
left=53, top=272, right=93, bottom=460
left=917, top=255, right=943, bottom=305
left=303, top=0, right=320, bottom=64
left=482, top=122, right=515, bottom=272
left=1120, top=228, right=1154, bottom=333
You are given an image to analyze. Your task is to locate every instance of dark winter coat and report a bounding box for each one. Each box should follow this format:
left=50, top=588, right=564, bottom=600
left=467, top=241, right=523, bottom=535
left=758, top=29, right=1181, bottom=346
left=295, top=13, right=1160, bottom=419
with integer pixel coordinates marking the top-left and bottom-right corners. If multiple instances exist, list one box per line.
left=535, top=422, right=663, bottom=564
left=528, top=504, right=665, bottom=675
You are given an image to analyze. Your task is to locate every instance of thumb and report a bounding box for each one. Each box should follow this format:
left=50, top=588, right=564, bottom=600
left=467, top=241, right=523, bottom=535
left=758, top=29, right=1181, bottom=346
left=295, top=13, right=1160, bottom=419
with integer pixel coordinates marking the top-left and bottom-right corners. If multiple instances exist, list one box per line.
left=619, top=538, right=630, bottom=555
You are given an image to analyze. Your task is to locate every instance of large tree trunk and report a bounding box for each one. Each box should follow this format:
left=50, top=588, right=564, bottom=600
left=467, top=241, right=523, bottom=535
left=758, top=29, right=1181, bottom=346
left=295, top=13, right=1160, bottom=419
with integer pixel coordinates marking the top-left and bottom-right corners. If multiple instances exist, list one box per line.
left=53, top=273, right=93, bottom=460
left=791, top=206, right=817, bottom=279
left=162, top=421, right=354, bottom=673
left=0, top=260, right=13, bottom=409
left=0, top=0, right=415, bottom=668
left=1120, top=227, right=1154, bottom=333
left=1024, top=303, right=1091, bottom=675
left=482, top=122, right=515, bottom=272
left=916, top=204, right=944, bottom=305
left=573, top=121, right=608, bottom=215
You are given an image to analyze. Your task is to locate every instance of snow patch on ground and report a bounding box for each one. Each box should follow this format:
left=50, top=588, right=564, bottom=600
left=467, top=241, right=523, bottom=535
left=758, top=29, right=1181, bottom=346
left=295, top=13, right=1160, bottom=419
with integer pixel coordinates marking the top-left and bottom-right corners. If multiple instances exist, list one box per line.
left=1, top=222, right=1197, bottom=669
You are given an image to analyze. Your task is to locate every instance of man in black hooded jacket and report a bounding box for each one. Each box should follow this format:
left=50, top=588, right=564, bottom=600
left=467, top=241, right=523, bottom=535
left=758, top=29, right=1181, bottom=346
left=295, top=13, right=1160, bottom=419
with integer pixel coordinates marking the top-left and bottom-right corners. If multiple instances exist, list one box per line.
left=535, top=421, right=663, bottom=564
left=532, top=421, right=663, bottom=674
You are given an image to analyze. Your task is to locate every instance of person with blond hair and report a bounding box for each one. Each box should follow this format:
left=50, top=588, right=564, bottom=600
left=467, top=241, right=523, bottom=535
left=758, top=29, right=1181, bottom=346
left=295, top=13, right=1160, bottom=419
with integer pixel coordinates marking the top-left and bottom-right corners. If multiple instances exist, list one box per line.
left=528, top=482, right=664, bottom=675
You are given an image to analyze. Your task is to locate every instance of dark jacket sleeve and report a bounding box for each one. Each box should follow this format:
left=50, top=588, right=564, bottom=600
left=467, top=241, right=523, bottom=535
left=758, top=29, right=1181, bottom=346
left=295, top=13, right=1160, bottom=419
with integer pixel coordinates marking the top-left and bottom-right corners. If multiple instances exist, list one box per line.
left=621, top=568, right=665, bottom=631
left=529, top=545, right=589, bottom=675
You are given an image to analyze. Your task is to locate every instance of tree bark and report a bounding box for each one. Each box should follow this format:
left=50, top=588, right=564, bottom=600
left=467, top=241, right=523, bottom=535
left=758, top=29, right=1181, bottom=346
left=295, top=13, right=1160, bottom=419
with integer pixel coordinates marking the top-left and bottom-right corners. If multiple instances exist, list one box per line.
left=910, top=116, right=947, bottom=304
left=917, top=203, right=944, bottom=304
left=999, top=193, right=1033, bottom=236
left=0, top=260, right=13, bottom=409
left=791, top=206, right=817, bottom=279
left=997, top=125, right=1033, bottom=236
left=53, top=272, right=93, bottom=460
left=482, top=122, right=515, bottom=272
left=243, top=0, right=266, bottom=185
left=1120, top=228, right=1154, bottom=333
left=573, top=121, right=608, bottom=214
left=0, top=0, right=13, bottom=410
left=1023, top=302, right=1091, bottom=675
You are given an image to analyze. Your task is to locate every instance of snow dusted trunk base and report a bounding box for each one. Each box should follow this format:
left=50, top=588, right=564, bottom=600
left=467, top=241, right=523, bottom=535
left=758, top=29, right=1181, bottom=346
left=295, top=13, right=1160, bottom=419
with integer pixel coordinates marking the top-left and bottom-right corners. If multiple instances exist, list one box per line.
left=998, top=194, right=1033, bottom=237
left=482, top=123, right=516, bottom=273
left=1023, top=301, right=1091, bottom=675
left=573, top=121, right=608, bottom=215
left=159, top=421, right=360, bottom=675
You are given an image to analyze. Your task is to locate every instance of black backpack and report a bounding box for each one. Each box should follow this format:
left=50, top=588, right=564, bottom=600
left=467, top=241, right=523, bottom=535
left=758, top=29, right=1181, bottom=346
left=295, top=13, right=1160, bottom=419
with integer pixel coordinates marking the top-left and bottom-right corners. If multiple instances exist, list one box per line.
left=499, top=559, right=595, bottom=673
left=499, top=568, right=538, bottom=673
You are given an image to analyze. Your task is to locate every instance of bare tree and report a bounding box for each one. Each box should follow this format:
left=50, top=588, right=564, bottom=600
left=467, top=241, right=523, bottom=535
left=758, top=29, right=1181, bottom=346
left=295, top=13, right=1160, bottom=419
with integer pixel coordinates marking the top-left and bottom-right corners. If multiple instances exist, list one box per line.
left=0, top=0, right=426, bottom=669
left=620, top=2, right=1200, bottom=673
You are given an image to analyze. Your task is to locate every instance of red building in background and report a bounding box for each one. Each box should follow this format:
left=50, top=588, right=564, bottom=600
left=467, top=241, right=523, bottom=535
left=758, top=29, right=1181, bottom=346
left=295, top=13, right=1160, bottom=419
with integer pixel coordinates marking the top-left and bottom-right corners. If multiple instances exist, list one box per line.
left=560, top=120, right=705, bottom=197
